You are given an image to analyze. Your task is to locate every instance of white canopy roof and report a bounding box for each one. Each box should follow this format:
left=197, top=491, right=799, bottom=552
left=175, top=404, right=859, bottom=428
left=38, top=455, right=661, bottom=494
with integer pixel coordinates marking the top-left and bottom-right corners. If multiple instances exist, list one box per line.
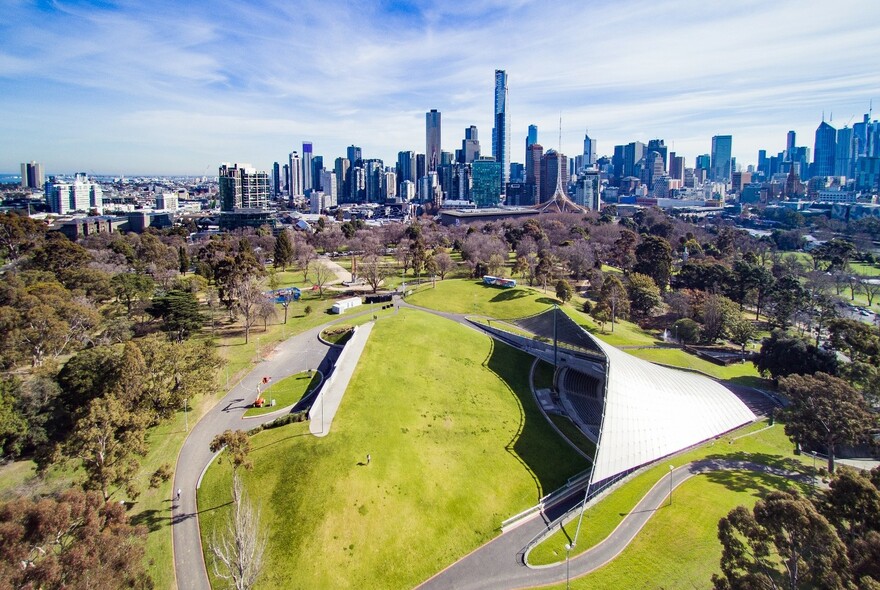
left=589, top=337, right=756, bottom=483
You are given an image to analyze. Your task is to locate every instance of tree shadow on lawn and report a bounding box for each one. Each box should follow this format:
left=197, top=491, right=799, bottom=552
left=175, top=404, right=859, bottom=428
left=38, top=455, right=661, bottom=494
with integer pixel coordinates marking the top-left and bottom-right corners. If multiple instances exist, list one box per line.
left=490, top=289, right=529, bottom=303
left=130, top=508, right=171, bottom=533
left=485, top=341, right=589, bottom=499
left=535, top=297, right=561, bottom=306
left=699, top=452, right=811, bottom=490
left=727, top=375, right=774, bottom=390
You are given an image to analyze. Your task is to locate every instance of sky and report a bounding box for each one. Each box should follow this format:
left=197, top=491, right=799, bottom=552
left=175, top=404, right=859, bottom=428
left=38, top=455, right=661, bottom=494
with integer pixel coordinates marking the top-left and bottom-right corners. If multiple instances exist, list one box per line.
left=1, top=0, right=879, bottom=176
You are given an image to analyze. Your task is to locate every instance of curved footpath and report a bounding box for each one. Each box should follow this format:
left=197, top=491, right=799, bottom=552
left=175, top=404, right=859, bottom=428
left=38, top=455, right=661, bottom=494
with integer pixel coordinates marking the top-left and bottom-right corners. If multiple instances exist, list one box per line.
left=171, top=322, right=341, bottom=590
left=416, top=459, right=810, bottom=590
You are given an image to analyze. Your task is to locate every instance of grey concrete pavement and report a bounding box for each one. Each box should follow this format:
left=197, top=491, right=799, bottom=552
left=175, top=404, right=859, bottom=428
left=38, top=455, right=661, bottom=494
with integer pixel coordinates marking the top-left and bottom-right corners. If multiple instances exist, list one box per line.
left=172, top=322, right=339, bottom=590
left=416, top=459, right=810, bottom=590
left=309, top=321, right=373, bottom=437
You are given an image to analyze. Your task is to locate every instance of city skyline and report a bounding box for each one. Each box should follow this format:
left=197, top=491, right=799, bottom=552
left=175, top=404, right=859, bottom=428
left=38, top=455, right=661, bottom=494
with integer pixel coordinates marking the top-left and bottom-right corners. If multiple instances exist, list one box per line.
left=1, top=0, right=879, bottom=175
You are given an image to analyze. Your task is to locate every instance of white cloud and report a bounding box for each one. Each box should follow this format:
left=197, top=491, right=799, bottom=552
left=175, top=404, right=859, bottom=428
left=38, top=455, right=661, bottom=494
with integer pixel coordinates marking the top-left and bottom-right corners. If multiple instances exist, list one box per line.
left=0, top=0, right=877, bottom=174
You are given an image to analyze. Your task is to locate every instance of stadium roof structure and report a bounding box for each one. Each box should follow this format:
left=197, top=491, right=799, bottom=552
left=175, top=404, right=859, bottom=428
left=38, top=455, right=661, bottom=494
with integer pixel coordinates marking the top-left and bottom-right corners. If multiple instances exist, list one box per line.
left=509, top=308, right=756, bottom=485
left=587, top=336, right=756, bottom=483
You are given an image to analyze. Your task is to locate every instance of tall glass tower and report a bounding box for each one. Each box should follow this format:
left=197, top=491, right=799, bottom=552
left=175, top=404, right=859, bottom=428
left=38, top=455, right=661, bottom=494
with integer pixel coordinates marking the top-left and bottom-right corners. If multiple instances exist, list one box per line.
left=426, top=109, right=442, bottom=172
left=710, top=135, right=732, bottom=182
left=302, top=142, right=313, bottom=194
left=492, top=70, right=510, bottom=186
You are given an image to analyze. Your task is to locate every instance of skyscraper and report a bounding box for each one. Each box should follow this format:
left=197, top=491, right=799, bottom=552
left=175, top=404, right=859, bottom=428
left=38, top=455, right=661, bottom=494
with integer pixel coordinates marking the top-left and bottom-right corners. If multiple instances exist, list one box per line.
left=813, top=120, right=836, bottom=177
left=288, top=151, right=303, bottom=198
left=583, top=132, right=597, bottom=168
left=710, top=135, right=733, bottom=182
left=492, top=70, right=510, bottom=186
left=302, top=142, right=313, bottom=193
left=347, top=145, right=362, bottom=168
left=786, top=130, right=796, bottom=161
left=472, top=157, right=502, bottom=208
left=312, top=155, right=324, bottom=191
left=540, top=150, right=567, bottom=203
left=462, top=126, right=480, bottom=164
left=20, top=161, right=44, bottom=189
left=835, top=126, right=855, bottom=178
left=272, top=162, right=281, bottom=196
left=218, top=163, right=269, bottom=211
left=426, top=109, right=441, bottom=172
left=526, top=143, right=543, bottom=190
left=334, top=157, right=350, bottom=203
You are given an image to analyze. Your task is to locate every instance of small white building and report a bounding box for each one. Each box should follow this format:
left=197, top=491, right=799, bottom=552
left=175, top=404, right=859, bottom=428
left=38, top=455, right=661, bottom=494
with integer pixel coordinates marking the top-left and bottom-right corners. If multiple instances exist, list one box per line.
left=331, top=297, right=362, bottom=314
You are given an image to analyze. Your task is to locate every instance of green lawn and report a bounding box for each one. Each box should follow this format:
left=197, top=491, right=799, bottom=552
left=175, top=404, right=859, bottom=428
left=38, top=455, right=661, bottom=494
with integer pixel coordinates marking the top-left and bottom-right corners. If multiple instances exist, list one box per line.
left=545, top=471, right=803, bottom=589
left=243, top=371, right=321, bottom=417
left=198, top=309, right=588, bottom=589
left=407, top=278, right=562, bottom=319
left=527, top=419, right=808, bottom=567
left=625, top=348, right=765, bottom=383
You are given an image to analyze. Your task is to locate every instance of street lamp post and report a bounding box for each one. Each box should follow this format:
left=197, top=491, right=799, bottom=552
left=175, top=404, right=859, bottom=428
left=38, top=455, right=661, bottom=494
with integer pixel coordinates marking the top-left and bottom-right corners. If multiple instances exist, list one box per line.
left=668, top=465, right=674, bottom=505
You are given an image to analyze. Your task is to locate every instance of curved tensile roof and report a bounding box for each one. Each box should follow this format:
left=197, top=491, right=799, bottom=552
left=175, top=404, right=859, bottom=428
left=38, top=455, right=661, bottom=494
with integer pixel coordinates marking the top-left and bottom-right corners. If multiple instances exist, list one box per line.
left=587, top=335, right=756, bottom=483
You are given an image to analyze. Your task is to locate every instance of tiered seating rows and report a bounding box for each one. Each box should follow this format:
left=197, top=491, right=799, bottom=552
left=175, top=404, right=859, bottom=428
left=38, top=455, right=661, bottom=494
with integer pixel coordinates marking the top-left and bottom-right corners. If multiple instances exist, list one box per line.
left=562, top=369, right=600, bottom=398
left=567, top=394, right=603, bottom=427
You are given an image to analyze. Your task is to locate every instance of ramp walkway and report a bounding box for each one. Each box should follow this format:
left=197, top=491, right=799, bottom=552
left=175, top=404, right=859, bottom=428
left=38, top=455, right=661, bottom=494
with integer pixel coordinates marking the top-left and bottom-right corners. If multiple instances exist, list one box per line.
left=309, top=321, right=374, bottom=436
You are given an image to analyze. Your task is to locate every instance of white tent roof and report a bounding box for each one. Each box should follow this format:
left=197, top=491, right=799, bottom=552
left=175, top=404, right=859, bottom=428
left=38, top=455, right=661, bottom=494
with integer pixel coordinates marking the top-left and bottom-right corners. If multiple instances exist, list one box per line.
left=589, top=337, right=756, bottom=483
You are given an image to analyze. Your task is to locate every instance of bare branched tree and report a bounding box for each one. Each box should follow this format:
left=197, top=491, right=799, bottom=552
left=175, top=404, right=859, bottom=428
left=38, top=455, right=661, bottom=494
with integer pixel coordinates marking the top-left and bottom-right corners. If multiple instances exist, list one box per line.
left=211, top=472, right=268, bottom=590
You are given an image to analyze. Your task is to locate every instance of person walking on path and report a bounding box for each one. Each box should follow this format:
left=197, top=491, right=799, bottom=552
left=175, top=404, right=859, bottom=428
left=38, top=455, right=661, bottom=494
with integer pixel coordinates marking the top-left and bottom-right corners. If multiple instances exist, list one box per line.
left=176, top=488, right=181, bottom=501
left=366, top=454, right=371, bottom=465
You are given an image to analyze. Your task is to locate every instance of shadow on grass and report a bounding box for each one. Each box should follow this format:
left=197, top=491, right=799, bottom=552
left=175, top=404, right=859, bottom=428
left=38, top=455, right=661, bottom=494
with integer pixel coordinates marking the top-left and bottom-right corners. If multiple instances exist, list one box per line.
left=130, top=509, right=172, bottom=533
left=490, top=289, right=529, bottom=302
left=699, top=468, right=790, bottom=496
left=536, top=297, right=561, bottom=306
left=485, top=342, right=589, bottom=499
left=250, top=432, right=312, bottom=453
left=727, top=375, right=774, bottom=390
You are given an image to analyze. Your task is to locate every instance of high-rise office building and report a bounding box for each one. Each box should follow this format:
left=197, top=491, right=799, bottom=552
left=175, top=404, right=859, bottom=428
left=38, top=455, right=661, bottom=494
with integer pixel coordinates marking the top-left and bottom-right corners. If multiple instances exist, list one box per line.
left=347, top=145, right=362, bottom=168
left=415, top=153, right=426, bottom=183
left=835, top=126, right=855, bottom=178
left=472, top=157, right=502, bottom=208
left=509, top=162, right=524, bottom=183
left=786, top=130, right=796, bottom=161
left=623, top=141, right=645, bottom=178
left=527, top=125, right=538, bottom=148
left=363, top=159, right=383, bottom=203
left=813, top=121, right=836, bottom=177
left=668, top=152, right=684, bottom=182
left=20, top=161, right=44, bottom=189
left=526, top=124, right=538, bottom=166
left=45, top=173, right=102, bottom=214
left=583, top=132, right=597, bottom=168
left=526, top=143, right=543, bottom=191
left=302, top=142, right=313, bottom=193
left=335, top=157, right=351, bottom=203
left=646, top=139, right=667, bottom=170
left=288, top=151, right=303, bottom=198
left=282, top=164, right=290, bottom=194
left=710, top=135, right=733, bottom=182
left=272, top=162, right=281, bottom=196
left=312, top=155, right=324, bottom=191
left=462, top=126, right=480, bottom=164
left=575, top=169, right=601, bottom=210
left=320, top=169, right=337, bottom=201
left=492, top=69, right=510, bottom=186
left=397, top=151, right=415, bottom=190
left=426, top=109, right=442, bottom=172
left=218, top=163, right=269, bottom=211
left=540, top=150, right=567, bottom=203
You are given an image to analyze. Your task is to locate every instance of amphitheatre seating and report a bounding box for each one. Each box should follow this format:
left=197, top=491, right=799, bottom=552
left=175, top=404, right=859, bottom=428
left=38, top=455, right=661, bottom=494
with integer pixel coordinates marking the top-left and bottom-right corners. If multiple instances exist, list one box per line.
left=559, top=368, right=605, bottom=429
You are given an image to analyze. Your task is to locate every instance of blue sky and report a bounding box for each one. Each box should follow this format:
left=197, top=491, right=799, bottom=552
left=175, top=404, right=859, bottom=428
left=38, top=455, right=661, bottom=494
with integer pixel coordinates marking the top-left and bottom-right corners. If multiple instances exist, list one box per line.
left=1, top=0, right=878, bottom=175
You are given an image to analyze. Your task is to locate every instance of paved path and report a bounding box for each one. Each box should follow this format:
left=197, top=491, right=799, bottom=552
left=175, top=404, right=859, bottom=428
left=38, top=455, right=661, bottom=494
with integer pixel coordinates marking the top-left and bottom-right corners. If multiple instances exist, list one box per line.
left=417, top=459, right=810, bottom=590
left=172, top=322, right=340, bottom=590
left=309, top=322, right=374, bottom=437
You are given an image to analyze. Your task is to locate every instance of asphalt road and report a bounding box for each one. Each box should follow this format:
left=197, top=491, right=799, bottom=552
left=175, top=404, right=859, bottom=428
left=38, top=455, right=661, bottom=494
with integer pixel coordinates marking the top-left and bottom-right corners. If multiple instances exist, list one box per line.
left=416, top=459, right=810, bottom=590
left=171, top=322, right=340, bottom=590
